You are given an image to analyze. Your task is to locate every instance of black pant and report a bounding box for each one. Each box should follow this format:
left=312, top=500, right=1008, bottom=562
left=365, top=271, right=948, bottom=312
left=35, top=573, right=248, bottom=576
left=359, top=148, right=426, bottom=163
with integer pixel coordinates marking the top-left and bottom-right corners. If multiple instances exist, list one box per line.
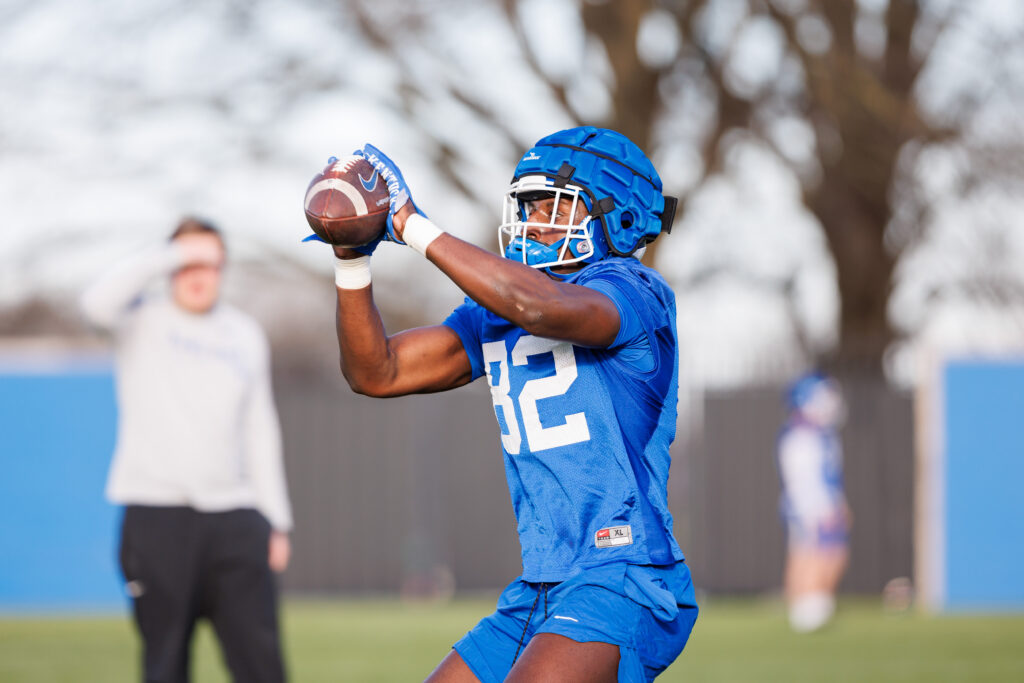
left=119, top=506, right=286, bottom=683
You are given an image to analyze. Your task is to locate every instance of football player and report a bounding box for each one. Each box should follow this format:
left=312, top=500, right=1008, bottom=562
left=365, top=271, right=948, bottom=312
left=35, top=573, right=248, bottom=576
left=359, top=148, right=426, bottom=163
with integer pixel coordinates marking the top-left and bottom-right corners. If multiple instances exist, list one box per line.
left=320, top=127, right=698, bottom=681
left=777, top=372, right=851, bottom=632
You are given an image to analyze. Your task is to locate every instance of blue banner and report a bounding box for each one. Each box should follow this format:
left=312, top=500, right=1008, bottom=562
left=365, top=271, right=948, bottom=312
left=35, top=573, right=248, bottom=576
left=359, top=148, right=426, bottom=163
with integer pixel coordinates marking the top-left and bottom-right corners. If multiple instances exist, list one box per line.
left=0, top=357, right=124, bottom=612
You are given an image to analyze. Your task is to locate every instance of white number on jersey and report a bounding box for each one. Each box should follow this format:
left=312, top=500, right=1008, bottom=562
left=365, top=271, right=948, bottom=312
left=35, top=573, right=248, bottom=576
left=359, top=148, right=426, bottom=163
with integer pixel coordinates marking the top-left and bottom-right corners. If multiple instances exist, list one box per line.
left=483, top=335, right=591, bottom=454
left=483, top=340, right=522, bottom=454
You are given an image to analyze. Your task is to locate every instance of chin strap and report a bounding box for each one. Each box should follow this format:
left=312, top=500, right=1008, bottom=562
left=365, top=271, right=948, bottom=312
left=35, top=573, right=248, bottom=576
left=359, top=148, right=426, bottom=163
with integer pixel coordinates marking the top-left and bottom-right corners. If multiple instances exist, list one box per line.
left=505, top=237, right=587, bottom=277
left=543, top=266, right=574, bottom=280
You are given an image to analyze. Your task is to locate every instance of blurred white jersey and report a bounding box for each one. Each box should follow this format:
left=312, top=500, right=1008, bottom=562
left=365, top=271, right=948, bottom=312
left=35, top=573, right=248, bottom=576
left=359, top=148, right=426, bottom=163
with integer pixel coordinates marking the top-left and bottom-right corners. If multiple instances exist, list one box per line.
left=777, top=421, right=845, bottom=542
left=80, top=245, right=292, bottom=531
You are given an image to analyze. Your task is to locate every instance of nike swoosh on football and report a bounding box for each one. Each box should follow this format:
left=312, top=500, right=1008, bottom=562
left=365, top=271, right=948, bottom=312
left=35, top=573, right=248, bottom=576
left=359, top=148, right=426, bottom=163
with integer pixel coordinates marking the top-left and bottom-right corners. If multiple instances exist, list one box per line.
left=358, top=170, right=378, bottom=192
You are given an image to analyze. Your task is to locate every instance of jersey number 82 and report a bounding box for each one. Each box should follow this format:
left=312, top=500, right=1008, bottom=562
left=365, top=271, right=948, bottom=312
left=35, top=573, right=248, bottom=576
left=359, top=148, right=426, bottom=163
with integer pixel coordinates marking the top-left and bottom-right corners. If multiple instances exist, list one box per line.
left=482, top=336, right=591, bottom=455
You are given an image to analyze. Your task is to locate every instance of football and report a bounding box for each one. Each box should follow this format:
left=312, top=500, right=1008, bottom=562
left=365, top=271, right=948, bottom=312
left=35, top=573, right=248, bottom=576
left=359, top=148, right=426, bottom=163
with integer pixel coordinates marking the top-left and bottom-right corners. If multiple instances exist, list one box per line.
left=303, top=156, right=390, bottom=246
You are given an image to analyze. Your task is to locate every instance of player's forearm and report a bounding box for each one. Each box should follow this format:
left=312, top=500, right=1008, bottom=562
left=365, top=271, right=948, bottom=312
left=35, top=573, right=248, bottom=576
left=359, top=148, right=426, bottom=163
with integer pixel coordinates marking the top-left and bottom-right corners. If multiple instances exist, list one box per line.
left=423, top=234, right=566, bottom=330
left=390, top=205, right=560, bottom=328
left=334, top=286, right=401, bottom=395
left=245, top=385, right=293, bottom=532
left=424, top=234, right=615, bottom=345
left=80, top=244, right=183, bottom=328
left=246, top=413, right=292, bottom=532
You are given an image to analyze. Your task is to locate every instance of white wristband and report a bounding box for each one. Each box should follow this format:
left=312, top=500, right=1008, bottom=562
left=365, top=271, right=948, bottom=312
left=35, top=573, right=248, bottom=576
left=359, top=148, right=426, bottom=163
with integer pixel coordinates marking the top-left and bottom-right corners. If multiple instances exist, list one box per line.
left=334, top=255, right=371, bottom=289
left=403, top=214, right=444, bottom=256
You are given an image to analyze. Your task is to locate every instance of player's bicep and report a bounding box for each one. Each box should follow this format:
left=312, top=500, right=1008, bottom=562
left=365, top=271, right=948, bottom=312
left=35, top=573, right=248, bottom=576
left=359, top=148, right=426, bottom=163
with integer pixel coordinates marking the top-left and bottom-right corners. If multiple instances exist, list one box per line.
left=385, top=324, right=475, bottom=395
left=531, top=283, right=621, bottom=348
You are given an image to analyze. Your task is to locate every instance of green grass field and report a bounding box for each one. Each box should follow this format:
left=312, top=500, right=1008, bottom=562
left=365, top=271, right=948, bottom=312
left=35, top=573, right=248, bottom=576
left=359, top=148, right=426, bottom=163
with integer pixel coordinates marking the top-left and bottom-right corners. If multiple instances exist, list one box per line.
left=2, top=597, right=1022, bottom=682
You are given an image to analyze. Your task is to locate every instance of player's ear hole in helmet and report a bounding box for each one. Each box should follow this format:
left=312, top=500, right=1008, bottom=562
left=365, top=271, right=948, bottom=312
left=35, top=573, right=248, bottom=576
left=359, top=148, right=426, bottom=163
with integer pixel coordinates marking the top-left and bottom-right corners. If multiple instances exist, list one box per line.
left=499, top=127, right=677, bottom=274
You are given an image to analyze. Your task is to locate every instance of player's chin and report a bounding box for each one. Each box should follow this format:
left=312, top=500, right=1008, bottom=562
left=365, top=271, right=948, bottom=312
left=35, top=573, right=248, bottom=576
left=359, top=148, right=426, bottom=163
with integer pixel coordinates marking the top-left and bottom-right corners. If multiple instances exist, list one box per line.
left=547, top=263, right=584, bottom=278
left=177, top=292, right=219, bottom=314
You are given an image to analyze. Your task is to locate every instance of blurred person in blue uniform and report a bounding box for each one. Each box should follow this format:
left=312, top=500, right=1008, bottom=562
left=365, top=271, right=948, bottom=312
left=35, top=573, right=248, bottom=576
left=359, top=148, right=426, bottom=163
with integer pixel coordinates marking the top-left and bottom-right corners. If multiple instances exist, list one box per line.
left=777, top=372, right=850, bottom=632
left=81, top=218, right=293, bottom=683
left=318, top=127, right=697, bottom=681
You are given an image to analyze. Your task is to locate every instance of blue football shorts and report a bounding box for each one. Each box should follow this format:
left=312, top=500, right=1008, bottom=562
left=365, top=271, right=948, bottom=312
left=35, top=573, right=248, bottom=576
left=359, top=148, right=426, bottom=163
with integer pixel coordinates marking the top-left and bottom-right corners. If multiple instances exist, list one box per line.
left=786, top=512, right=850, bottom=548
left=453, top=562, right=698, bottom=682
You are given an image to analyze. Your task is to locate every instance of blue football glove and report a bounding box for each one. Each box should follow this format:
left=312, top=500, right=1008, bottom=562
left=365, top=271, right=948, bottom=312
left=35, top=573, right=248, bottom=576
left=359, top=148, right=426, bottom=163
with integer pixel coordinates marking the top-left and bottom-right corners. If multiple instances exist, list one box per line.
left=302, top=155, right=382, bottom=255
left=358, top=144, right=427, bottom=245
left=302, top=231, right=382, bottom=256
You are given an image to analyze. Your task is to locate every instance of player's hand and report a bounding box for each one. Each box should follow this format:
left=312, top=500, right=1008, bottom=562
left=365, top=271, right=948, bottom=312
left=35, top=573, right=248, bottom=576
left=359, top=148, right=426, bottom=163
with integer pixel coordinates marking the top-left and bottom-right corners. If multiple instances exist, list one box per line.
left=268, top=530, right=291, bottom=573
left=175, top=233, right=224, bottom=268
left=358, top=144, right=427, bottom=244
left=333, top=245, right=366, bottom=259
left=820, top=507, right=850, bottom=537
left=305, top=231, right=382, bottom=256
left=391, top=203, right=417, bottom=242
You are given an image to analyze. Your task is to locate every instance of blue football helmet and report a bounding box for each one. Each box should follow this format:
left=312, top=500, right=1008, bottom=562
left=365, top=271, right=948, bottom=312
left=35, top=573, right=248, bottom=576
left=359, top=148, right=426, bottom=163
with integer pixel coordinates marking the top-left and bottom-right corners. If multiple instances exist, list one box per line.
left=499, top=127, right=677, bottom=272
left=786, top=372, right=846, bottom=427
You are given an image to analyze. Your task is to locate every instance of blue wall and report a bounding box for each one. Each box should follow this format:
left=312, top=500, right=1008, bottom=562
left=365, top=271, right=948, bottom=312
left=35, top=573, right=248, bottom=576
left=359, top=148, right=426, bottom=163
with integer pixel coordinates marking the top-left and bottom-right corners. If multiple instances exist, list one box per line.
left=944, top=360, right=1024, bottom=610
left=0, top=359, right=125, bottom=611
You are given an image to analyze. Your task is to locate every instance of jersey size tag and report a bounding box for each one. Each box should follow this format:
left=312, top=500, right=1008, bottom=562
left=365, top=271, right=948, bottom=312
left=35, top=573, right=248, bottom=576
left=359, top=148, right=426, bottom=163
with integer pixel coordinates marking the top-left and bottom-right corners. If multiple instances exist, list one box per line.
left=595, top=525, right=633, bottom=548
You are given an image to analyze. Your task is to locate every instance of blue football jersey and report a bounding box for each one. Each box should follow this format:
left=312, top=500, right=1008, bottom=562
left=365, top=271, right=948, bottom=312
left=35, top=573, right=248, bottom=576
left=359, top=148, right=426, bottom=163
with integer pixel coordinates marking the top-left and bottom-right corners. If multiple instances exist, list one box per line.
left=443, top=257, right=685, bottom=582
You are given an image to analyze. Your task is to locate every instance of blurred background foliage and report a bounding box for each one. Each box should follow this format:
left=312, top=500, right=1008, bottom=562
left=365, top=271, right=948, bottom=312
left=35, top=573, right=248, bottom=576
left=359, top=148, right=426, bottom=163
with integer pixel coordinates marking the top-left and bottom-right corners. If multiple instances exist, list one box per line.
left=3, top=0, right=1024, bottom=387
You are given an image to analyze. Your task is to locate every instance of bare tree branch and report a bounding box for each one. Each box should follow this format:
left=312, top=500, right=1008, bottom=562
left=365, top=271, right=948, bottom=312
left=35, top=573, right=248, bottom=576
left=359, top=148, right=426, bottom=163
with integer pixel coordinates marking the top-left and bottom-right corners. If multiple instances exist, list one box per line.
left=499, top=0, right=581, bottom=125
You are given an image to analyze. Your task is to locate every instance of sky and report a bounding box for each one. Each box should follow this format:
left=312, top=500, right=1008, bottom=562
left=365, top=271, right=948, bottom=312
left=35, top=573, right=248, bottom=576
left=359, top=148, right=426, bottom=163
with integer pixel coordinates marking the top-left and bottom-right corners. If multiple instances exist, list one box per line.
left=1, top=0, right=1022, bottom=389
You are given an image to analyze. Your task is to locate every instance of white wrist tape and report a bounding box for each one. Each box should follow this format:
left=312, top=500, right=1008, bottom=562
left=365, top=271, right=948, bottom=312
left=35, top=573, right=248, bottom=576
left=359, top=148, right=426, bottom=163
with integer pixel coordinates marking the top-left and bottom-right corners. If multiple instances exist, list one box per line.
left=334, top=255, right=371, bottom=289
left=403, top=214, right=444, bottom=256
